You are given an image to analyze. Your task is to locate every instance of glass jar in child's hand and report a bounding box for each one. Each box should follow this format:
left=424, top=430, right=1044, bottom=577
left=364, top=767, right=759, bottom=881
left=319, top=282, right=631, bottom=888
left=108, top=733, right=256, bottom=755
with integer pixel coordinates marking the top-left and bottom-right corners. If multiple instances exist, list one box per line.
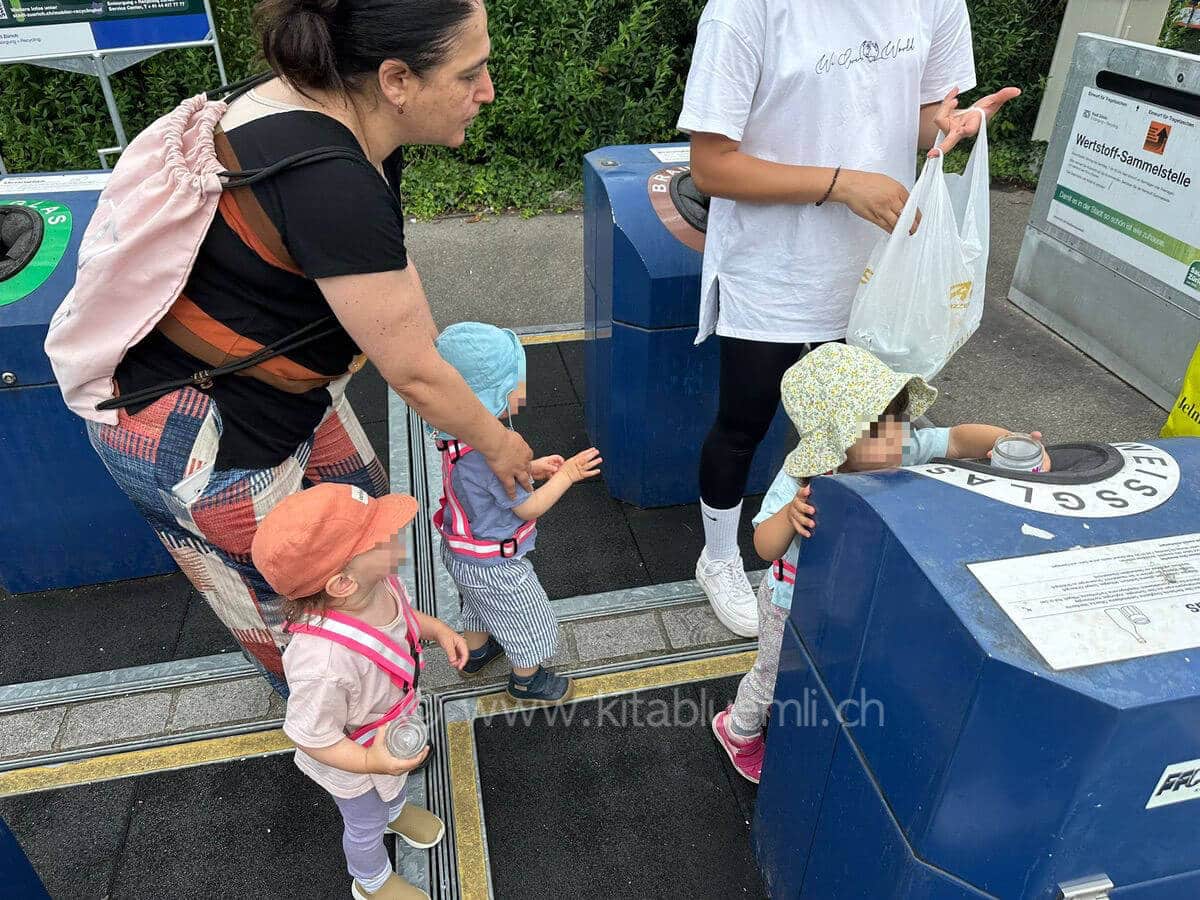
left=384, top=714, right=429, bottom=759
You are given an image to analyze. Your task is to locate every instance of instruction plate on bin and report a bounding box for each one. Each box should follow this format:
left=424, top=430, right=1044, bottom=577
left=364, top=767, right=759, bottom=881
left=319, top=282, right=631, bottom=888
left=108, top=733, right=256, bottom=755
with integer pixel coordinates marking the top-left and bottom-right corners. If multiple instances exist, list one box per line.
left=649, top=146, right=689, bottom=163
left=0, top=173, right=110, bottom=194
left=969, top=533, right=1200, bottom=670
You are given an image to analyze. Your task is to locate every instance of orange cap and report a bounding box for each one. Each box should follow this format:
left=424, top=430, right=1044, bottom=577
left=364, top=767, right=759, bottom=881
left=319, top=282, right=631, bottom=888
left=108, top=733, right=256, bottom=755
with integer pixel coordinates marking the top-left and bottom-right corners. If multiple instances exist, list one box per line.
left=251, top=483, right=418, bottom=600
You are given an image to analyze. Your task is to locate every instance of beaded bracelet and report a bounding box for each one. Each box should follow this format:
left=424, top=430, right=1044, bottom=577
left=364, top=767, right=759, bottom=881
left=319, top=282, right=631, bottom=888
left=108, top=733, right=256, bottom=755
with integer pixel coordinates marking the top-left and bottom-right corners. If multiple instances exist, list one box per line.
left=815, top=166, right=841, bottom=207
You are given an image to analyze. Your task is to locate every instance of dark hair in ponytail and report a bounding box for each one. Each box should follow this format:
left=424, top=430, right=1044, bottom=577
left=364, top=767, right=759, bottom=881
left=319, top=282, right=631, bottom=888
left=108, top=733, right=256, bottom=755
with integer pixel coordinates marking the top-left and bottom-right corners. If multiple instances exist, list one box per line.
left=253, top=0, right=478, bottom=95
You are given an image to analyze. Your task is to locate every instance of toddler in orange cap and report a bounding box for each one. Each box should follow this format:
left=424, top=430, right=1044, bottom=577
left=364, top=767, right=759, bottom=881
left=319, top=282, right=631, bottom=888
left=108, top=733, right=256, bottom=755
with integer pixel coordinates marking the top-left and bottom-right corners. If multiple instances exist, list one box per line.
left=251, top=482, right=468, bottom=900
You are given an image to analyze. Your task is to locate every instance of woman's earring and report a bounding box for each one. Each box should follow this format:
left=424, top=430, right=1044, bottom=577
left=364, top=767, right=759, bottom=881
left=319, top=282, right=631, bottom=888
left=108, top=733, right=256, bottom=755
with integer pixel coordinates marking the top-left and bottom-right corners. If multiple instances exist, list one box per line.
left=396, top=102, right=406, bottom=116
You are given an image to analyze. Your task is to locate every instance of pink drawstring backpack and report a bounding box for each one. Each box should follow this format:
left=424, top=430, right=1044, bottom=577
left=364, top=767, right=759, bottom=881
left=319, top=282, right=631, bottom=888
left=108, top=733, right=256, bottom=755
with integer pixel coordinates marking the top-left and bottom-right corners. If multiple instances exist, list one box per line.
left=44, top=75, right=364, bottom=424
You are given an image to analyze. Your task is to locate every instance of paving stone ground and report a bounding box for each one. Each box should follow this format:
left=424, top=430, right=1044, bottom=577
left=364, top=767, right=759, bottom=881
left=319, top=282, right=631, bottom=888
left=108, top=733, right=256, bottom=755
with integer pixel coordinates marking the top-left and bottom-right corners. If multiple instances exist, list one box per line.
left=1, top=600, right=746, bottom=767
left=58, top=692, right=174, bottom=749
left=0, top=707, right=66, bottom=761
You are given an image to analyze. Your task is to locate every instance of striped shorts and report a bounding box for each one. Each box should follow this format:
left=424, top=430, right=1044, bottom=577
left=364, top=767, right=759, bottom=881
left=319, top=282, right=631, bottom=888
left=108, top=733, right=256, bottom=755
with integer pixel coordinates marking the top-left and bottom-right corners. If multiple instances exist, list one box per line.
left=87, top=382, right=387, bottom=696
left=439, top=541, right=558, bottom=669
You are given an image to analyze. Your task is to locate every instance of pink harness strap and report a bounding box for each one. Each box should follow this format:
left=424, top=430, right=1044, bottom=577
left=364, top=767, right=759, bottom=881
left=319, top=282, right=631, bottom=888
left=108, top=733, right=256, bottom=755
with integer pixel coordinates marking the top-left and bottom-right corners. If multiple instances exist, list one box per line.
left=286, top=577, right=424, bottom=747
left=346, top=692, right=420, bottom=746
left=433, top=439, right=536, bottom=560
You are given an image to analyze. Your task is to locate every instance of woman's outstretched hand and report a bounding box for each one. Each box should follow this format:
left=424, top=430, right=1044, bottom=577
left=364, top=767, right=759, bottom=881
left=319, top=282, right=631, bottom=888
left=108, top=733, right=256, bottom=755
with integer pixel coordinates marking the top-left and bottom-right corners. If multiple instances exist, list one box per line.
left=928, top=85, right=1022, bottom=157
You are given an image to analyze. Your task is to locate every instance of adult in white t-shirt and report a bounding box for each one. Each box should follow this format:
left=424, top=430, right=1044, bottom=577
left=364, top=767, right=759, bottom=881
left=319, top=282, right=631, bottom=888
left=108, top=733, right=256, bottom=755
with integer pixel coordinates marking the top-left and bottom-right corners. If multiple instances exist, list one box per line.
left=679, top=0, right=1020, bottom=637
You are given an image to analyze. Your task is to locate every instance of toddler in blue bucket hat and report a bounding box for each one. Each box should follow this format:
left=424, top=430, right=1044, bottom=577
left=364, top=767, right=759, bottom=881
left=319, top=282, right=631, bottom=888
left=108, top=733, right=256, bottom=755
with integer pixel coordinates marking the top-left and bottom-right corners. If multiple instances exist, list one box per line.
left=433, top=323, right=602, bottom=703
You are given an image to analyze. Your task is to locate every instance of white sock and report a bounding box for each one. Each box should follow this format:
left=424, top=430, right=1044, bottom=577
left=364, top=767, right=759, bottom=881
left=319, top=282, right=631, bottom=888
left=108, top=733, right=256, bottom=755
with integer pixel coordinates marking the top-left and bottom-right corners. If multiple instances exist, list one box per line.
left=359, top=864, right=392, bottom=893
left=701, top=500, right=742, bottom=562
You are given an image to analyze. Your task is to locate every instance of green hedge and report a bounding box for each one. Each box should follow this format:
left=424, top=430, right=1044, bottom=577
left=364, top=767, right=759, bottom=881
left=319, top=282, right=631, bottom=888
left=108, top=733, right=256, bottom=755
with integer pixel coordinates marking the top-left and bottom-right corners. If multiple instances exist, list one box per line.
left=1162, top=0, right=1200, bottom=55
left=1, top=0, right=1167, bottom=217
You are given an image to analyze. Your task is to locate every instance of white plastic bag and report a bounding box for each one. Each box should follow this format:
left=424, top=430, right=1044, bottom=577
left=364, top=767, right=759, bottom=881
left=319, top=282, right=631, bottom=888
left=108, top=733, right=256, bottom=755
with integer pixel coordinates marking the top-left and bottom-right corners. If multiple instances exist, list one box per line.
left=846, top=108, right=990, bottom=380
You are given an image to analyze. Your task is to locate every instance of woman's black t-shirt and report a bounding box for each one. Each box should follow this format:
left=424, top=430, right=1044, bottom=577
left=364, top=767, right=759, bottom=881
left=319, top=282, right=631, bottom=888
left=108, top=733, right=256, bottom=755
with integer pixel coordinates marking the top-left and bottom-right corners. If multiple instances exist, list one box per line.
left=115, top=91, right=408, bottom=470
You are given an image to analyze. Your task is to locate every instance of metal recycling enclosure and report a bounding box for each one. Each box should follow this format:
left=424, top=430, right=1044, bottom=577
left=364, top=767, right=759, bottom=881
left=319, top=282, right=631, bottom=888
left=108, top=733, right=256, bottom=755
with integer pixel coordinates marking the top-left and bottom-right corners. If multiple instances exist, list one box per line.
left=1011, top=34, right=1200, bottom=411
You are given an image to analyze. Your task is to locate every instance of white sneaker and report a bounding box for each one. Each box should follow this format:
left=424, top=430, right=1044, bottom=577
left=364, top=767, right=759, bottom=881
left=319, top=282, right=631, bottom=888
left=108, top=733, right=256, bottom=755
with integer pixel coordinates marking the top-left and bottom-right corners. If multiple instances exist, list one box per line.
left=696, top=548, right=759, bottom=637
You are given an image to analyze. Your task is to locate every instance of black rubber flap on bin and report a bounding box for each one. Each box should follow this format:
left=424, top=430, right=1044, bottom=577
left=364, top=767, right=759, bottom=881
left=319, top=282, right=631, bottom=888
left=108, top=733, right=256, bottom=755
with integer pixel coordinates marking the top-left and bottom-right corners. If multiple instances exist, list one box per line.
left=932, top=442, right=1124, bottom=486
left=669, top=171, right=710, bottom=233
left=0, top=206, right=44, bottom=282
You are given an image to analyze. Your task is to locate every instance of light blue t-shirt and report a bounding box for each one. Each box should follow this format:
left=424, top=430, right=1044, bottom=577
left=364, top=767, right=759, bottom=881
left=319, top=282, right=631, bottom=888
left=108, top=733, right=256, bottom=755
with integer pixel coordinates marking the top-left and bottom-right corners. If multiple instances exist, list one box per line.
left=752, top=427, right=950, bottom=611
left=447, top=451, right=537, bottom=566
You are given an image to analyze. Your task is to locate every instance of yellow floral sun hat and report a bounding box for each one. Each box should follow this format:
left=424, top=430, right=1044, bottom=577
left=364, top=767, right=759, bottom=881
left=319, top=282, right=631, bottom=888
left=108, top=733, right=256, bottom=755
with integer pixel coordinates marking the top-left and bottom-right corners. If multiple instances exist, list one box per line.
left=781, top=343, right=937, bottom=478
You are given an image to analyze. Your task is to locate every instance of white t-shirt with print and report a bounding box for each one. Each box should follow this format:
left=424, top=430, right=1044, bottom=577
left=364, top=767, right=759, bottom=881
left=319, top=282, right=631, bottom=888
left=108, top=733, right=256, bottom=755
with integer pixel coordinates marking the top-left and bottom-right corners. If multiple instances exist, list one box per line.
left=677, top=0, right=977, bottom=344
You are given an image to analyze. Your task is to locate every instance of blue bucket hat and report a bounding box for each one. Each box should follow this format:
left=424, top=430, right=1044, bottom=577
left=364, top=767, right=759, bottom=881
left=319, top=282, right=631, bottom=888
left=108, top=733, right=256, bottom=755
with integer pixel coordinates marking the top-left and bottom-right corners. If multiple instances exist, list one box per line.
left=434, top=323, right=526, bottom=437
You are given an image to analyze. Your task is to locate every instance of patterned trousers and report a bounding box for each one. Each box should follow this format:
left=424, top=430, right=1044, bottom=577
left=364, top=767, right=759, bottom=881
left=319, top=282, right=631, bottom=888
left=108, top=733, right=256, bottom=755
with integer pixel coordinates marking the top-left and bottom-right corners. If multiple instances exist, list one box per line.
left=729, top=577, right=790, bottom=736
left=87, top=382, right=387, bottom=696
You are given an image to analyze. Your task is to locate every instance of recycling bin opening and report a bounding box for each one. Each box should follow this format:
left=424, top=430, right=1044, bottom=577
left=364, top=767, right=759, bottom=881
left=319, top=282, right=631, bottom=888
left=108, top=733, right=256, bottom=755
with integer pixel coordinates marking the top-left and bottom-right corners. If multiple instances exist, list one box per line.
left=668, top=170, right=709, bottom=233
left=0, top=206, right=44, bottom=281
left=942, top=440, right=1124, bottom=483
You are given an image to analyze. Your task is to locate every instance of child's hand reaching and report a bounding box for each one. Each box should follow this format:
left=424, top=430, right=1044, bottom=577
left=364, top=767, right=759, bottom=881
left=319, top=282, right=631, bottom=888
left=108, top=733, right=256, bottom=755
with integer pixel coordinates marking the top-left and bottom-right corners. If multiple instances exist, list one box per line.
left=433, top=624, right=470, bottom=670
left=559, top=448, right=602, bottom=484
left=366, top=725, right=430, bottom=776
left=415, top=611, right=470, bottom=669
left=512, top=448, right=603, bottom=520
left=788, top=485, right=817, bottom=538
left=532, top=455, right=565, bottom=480
left=985, top=430, right=1053, bottom=472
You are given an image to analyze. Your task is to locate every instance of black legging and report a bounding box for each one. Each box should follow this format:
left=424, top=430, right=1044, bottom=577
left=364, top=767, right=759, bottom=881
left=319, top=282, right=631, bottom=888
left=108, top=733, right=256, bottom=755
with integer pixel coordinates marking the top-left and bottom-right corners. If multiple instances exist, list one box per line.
left=698, top=336, right=835, bottom=508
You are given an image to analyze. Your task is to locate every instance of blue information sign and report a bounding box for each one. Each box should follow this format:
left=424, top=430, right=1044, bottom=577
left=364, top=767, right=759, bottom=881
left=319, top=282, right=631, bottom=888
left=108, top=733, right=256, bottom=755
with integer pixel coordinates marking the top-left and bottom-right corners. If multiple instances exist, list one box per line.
left=0, top=0, right=210, bottom=60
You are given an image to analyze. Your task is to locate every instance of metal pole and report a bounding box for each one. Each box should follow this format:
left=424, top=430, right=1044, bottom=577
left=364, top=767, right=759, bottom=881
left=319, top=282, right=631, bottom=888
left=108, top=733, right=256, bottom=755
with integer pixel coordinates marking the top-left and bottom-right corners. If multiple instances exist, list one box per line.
left=201, top=0, right=229, bottom=85
left=93, top=53, right=128, bottom=167
left=0, top=153, right=7, bottom=177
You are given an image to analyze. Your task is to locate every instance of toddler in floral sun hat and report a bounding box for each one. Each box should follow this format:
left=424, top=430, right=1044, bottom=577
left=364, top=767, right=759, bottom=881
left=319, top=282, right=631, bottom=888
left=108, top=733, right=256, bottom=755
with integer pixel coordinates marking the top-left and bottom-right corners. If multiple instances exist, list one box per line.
left=710, top=343, right=1049, bottom=784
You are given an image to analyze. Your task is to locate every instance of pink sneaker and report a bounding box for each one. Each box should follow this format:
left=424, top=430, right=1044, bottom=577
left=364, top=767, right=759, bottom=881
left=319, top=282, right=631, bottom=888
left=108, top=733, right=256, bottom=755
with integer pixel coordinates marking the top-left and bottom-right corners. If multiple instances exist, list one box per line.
left=712, top=705, right=764, bottom=784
